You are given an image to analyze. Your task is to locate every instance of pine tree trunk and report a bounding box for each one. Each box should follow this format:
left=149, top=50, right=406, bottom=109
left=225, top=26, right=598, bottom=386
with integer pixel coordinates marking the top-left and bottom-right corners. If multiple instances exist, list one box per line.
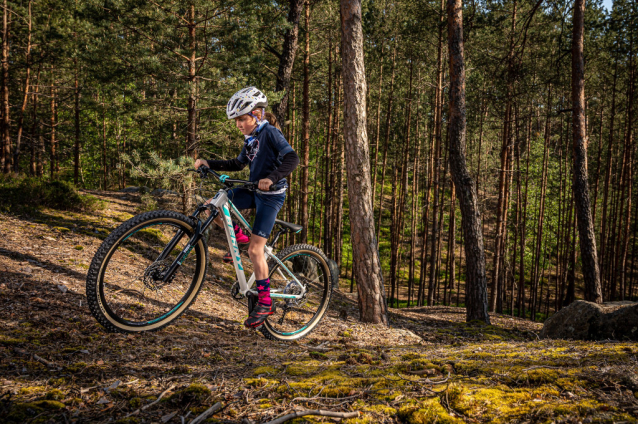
left=1, top=0, right=11, bottom=173
left=74, top=58, right=81, bottom=185
left=619, top=38, right=635, bottom=300
left=14, top=0, right=31, bottom=173
left=376, top=46, right=396, bottom=242
left=389, top=154, right=400, bottom=307
left=50, top=70, right=57, bottom=179
left=272, top=0, right=305, bottom=127
left=518, top=116, right=531, bottom=317
left=418, top=102, right=436, bottom=307
left=572, top=0, right=602, bottom=303
left=446, top=186, right=456, bottom=305
left=36, top=121, right=43, bottom=176
left=490, top=0, right=518, bottom=311
left=428, top=0, right=446, bottom=306
left=186, top=4, right=197, bottom=158
left=300, top=0, right=311, bottom=243
left=447, top=0, right=490, bottom=323
left=409, top=72, right=422, bottom=306
left=102, top=102, right=107, bottom=190
left=371, top=62, right=384, bottom=204
left=322, top=37, right=333, bottom=252
left=29, top=67, right=40, bottom=176
left=599, top=59, right=618, bottom=297
left=335, top=128, right=345, bottom=267
left=592, top=101, right=606, bottom=221
left=340, top=0, right=388, bottom=324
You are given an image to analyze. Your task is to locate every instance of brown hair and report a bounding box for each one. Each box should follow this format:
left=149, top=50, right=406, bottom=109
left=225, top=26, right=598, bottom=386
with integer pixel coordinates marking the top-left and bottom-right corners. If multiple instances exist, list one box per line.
left=265, top=112, right=281, bottom=130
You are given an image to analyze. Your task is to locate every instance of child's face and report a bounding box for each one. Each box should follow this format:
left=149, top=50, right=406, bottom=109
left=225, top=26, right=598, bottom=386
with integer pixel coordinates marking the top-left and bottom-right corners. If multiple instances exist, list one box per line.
left=234, top=114, right=257, bottom=135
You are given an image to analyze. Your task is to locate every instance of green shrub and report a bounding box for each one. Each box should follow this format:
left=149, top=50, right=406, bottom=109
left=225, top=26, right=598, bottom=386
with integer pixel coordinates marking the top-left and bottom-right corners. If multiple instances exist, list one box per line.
left=137, top=193, right=159, bottom=213
left=0, top=176, right=105, bottom=214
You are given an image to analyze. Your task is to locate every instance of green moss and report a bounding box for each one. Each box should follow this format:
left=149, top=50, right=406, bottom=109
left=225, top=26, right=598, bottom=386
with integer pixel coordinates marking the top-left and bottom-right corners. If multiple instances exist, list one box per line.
left=166, top=365, right=191, bottom=374
left=253, top=366, right=278, bottom=376
left=44, top=389, right=64, bottom=400
left=65, top=398, right=82, bottom=406
left=53, top=226, right=71, bottom=232
left=64, top=362, right=87, bottom=373
left=357, top=352, right=374, bottom=364
left=285, top=365, right=315, bottom=376
left=164, top=383, right=211, bottom=406
left=19, top=386, right=46, bottom=396
left=0, top=335, right=26, bottom=345
left=74, top=245, right=84, bottom=250
left=129, top=397, right=143, bottom=408
left=245, top=377, right=277, bottom=387
left=398, top=399, right=463, bottom=424
left=6, top=400, right=66, bottom=423
left=310, top=351, right=329, bottom=360
left=49, top=378, right=66, bottom=387
left=401, top=352, right=422, bottom=360
left=258, top=399, right=272, bottom=409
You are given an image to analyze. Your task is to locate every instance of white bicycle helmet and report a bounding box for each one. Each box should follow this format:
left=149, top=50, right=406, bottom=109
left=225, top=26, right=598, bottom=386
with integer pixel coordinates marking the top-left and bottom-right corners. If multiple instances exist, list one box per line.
left=226, top=86, right=268, bottom=120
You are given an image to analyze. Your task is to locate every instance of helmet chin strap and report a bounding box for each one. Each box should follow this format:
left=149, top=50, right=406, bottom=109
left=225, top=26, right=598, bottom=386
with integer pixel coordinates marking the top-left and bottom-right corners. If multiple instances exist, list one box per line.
left=248, top=108, right=266, bottom=125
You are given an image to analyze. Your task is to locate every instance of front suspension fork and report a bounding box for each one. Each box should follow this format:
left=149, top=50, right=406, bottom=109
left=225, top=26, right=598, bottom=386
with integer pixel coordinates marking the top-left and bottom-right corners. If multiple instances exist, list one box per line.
left=159, top=207, right=219, bottom=282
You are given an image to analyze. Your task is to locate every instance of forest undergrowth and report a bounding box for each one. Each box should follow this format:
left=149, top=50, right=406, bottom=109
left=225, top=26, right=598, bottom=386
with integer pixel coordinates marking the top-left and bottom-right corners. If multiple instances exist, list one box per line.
left=0, top=191, right=637, bottom=423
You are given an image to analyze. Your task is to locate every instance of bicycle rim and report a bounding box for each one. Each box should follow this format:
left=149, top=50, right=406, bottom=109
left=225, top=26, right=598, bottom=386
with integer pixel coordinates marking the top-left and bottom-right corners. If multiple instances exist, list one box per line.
left=264, top=246, right=331, bottom=340
left=96, top=217, right=205, bottom=331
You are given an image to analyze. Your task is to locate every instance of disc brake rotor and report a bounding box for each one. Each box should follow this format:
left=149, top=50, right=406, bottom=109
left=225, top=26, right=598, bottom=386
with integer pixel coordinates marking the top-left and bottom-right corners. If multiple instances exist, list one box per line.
left=142, top=259, right=174, bottom=291
left=283, top=280, right=306, bottom=308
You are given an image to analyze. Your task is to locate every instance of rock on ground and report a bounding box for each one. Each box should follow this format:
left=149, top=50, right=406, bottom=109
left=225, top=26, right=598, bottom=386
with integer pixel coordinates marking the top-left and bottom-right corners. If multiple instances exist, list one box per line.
left=541, top=300, right=638, bottom=340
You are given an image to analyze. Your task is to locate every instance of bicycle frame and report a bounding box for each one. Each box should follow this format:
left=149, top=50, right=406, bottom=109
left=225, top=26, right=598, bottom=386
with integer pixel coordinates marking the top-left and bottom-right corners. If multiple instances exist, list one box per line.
left=160, top=187, right=305, bottom=300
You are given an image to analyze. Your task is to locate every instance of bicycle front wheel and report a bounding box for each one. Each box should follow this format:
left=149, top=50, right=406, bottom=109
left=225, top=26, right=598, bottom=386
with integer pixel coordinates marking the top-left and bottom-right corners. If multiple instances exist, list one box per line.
left=261, top=244, right=333, bottom=341
left=86, top=210, right=207, bottom=333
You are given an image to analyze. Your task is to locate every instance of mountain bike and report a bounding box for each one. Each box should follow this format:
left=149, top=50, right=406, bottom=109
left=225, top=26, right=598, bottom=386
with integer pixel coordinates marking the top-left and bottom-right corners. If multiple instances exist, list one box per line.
left=85, top=167, right=333, bottom=341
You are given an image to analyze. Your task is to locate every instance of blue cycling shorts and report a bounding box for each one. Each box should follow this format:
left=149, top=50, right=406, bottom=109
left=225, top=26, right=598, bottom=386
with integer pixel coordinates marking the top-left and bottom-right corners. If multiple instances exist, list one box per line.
left=227, top=188, right=286, bottom=239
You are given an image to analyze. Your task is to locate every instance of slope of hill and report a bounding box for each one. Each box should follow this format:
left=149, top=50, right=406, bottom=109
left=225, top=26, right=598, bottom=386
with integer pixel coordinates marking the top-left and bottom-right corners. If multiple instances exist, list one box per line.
left=0, top=190, right=636, bottom=423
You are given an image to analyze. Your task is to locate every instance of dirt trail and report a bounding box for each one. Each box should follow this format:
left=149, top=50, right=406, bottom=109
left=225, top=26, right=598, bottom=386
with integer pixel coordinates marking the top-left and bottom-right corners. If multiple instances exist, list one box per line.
left=0, top=190, right=636, bottom=423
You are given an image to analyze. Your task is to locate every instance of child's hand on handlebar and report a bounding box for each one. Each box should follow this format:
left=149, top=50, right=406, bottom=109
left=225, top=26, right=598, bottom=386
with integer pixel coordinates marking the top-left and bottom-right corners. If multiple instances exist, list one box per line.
left=194, top=159, right=209, bottom=169
left=258, top=178, right=274, bottom=191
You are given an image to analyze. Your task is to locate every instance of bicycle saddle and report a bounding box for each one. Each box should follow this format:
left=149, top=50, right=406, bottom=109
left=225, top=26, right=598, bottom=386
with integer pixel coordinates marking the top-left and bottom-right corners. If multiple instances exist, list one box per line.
left=275, top=219, right=303, bottom=233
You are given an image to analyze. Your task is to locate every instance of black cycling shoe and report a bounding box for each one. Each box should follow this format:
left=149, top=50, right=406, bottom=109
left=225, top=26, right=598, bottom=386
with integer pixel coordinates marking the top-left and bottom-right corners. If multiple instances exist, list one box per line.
left=223, top=251, right=233, bottom=264
left=244, top=302, right=274, bottom=328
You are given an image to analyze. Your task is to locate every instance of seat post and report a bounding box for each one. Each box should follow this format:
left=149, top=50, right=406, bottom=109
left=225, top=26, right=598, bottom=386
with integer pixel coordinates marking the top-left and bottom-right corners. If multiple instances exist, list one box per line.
left=268, top=228, right=286, bottom=247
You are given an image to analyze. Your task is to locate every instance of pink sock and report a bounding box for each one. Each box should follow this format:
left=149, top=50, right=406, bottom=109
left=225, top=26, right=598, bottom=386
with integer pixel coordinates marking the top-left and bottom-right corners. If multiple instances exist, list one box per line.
left=256, top=278, right=271, bottom=306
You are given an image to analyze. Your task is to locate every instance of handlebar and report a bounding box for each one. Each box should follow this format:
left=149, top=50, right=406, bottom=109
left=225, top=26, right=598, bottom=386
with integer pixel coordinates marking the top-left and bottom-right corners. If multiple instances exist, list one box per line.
left=190, top=166, right=279, bottom=192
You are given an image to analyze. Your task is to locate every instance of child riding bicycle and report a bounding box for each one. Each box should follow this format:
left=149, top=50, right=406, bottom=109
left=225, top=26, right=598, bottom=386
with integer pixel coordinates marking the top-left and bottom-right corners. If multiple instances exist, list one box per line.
left=193, top=87, right=299, bottom=329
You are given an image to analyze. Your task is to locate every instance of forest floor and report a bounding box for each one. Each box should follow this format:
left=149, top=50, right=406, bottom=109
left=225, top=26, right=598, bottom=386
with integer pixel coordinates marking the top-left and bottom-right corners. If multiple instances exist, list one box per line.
left=1, top=190, right=637, bottom=424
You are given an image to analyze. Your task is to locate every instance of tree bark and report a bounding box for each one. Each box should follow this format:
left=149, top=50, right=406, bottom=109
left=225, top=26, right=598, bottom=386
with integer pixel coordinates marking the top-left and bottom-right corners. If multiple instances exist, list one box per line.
left=74, top=58, right=81, bottom=185
left=340, top=0, right=388, bottom=324
left=428, top=0, right=446, bottom=305
left=371, top=62, right=384, bottom=204
left=571, top=0, right=602, bottom=303
left=29, top=66, right=40, bottom=176
left=1, top=0, right=11, bottom=173
left=375, top=46, right=396, bottom=242
left=490, top=0, right=517, bottom=311
left=186, top=4, right=197, bottom=158
left=14, top=0, right=32, bottom=173
left=272, top=0, right=305, bottom=127
left=447, top=0, right=490, bottom=323
left=102, top=101, right=107, bottom=190
left=300, top=0, right=311, bottom=243
left=50, top=71, right=57, bottom=179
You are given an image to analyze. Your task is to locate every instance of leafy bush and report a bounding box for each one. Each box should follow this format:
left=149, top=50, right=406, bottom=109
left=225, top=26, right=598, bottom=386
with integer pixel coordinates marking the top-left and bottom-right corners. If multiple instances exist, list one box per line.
left=137, top=193, right=159, bottom=213
left=0, top=176, right=105, bottom=214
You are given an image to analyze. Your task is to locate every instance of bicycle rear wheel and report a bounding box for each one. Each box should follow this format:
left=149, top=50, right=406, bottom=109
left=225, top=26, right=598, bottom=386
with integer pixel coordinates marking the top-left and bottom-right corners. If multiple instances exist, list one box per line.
left=260, top=244, right=332, bottom=341
left=86, top=210, right=207, bottom=333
